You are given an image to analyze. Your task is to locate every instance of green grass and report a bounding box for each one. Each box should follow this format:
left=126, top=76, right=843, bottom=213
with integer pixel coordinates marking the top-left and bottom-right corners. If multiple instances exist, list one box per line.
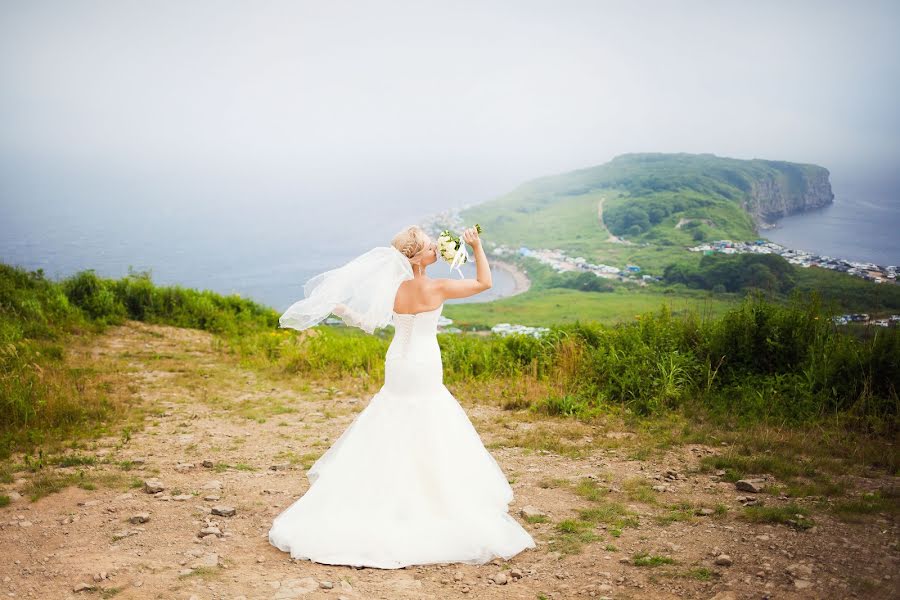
left=22, top=471, right=92, bottom=501
left=653, top=501, right=699, bottom=525
left=462, top=189, right=611, bottom=258
left=698, top=451, right=814, bottom=481
left=443, top=286, right=737, bottom=328
left=740, top=503, right=815, bottom=530
left=537, top=477, right=570, bottom=489
left=623, top=476, right=658, bottom=504
left=632, top=550, right=676, bottom=567
left=55, top=454, right=98, bottom=468
left=573, top=477, right=609, bottom=502
left=463, top=151, right=824, bottom=257
left=829, top=489, right=899, bottom=522
left=550, top=518, right=603, bottom=555
left=683, top=567, right=717, bottom=581
left=577, top=503, right=640, bottom=530
left=523, top=514, right=549, bottom=524
left=177, top=566, right=221, bottom=579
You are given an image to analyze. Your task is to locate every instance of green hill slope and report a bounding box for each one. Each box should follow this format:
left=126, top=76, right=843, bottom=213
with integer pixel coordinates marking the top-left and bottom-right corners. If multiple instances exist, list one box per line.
left=462, top=152, right=833, bottom=253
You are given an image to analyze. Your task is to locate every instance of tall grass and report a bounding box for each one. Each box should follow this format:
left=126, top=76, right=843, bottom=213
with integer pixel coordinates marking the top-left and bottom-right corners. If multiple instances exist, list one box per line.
left=2, top=261, right=897, bottom=460
left=0, top=264, right=278, bottom=457
left=258, top=293, right=898, bottom=433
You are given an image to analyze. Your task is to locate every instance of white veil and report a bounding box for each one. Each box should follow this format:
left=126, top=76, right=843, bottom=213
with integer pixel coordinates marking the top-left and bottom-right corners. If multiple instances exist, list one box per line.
left=279, top=246, right=414, bottom=334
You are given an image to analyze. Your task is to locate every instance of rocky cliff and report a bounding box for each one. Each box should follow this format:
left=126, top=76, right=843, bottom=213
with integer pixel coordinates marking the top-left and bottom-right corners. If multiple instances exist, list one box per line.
left=742, top=161, right=834, bottom=225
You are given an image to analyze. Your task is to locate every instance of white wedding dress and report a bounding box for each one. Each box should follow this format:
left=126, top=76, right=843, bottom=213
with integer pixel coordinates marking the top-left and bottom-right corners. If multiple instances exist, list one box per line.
left=268, top=302, right=536, bottom=569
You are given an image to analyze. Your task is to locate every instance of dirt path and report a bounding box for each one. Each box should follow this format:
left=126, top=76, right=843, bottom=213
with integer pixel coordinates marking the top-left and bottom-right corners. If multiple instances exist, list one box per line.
left=597, top=197, right=632, bottom=245
left=1, top=321, right=897, bottom=599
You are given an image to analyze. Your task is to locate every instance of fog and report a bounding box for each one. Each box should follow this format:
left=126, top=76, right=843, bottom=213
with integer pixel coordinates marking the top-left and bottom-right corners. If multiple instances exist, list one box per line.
left=1, top=1, right=899, bottom=306
left=2, top=0, right=898, bottom=207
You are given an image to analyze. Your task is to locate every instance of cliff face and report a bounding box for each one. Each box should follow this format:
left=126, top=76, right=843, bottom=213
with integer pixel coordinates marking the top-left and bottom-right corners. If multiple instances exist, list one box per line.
left=743, top=162, right=834, bottom=224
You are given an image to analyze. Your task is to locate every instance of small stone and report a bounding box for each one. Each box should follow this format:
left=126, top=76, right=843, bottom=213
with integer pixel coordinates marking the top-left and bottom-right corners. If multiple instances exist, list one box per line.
left=211, top=505, right=236, bottom=517
left=203, top=494, right=221, bottom=502
left=199, top=526, right=222, bottom=537
left=714, top=554, right=733, bottom=566
left=696, top=508, right=715, bottom=516
left=112, top=529, right=139, bottom=541
left=490, top=572, right=508, bottom=585
left=519, top=505, right=547, bottom=519
left=735, top=479, right=765, bottom=493
left=320, top=581, right=333, bottom=589
left=73, top=582, right=96, bottom=592
left=173, top=494, right=193, bottom=501
left=129, top=512, right=150, bottom=524
left=509, top=568, right=523, bottom=579
left=202, top=459, right=215, bottom=468
left=190, top=553, right=219, bottom=569
left=143, top=479, right=165, bottom=494
left=786, top=562, right=813, bottom=578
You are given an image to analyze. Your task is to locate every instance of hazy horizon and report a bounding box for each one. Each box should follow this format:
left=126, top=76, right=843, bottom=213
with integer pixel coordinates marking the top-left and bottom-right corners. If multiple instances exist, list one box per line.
left=2, top=1, right=899, bottom=304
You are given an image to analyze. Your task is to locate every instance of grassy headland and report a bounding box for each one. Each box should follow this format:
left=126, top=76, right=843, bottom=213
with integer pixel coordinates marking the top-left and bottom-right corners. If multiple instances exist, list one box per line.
left=455, top=152, right=898, bottom=326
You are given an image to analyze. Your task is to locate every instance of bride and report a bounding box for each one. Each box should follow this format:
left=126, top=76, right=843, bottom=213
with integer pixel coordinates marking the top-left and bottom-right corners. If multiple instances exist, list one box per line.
left=268, top=225, right=536, bottom=569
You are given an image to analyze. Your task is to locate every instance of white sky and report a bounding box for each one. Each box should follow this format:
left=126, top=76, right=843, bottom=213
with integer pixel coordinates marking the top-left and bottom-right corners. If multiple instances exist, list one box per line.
left=2, top=0, right=899, bottom=212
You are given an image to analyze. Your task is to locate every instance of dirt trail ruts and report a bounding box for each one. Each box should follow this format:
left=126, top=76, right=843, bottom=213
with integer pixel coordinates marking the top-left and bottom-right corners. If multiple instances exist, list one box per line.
left=0, top=320, right=897, bottom=599
left=597, top=197, right=632, bottom=245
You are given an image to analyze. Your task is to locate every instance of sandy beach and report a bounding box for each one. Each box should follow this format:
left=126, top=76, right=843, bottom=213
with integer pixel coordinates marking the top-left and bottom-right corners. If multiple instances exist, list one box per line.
left=491, top=259, right=531, bottom=296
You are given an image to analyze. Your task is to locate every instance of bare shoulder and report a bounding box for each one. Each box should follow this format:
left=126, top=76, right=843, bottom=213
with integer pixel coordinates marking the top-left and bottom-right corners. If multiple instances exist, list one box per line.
left=394, top=278, right=444, bottom=312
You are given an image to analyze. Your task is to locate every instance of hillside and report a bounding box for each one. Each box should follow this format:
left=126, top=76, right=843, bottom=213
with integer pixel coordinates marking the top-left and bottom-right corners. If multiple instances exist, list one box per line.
left=1, top=263, right=898, bottom=598
left=461, top=152, right=834, bottom=253
left=448, top=152, right=900, bottom=326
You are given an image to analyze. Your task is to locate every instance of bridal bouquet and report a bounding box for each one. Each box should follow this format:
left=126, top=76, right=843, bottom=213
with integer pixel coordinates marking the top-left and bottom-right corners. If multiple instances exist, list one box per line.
left=437, top=224, right=482, bottom=278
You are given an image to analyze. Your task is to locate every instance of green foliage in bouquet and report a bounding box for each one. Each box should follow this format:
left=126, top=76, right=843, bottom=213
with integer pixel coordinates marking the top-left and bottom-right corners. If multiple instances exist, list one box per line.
left=437, top=224, right=482, bottom=266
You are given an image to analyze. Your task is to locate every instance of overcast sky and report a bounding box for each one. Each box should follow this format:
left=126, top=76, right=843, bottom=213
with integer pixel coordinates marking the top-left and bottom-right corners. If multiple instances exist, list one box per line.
left=2, top=0, right=899, bottom=216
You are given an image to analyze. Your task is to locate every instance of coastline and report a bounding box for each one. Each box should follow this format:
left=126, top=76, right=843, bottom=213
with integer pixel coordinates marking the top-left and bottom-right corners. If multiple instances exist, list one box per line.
left=491, top=259, right=531, bottom=297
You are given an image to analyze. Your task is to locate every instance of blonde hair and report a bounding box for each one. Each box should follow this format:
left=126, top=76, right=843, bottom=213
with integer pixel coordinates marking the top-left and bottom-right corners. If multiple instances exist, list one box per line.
left=391, top=225, right=431, bottom=266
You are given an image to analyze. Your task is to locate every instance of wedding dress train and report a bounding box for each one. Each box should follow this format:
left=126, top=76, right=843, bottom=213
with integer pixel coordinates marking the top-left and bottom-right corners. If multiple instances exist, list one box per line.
left=268, top=303, right=536, bottom=569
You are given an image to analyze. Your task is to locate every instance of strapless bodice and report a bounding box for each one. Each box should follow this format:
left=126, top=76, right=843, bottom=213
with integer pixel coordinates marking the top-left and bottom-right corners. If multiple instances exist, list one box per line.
left=384, top=303, right=444, bottom=394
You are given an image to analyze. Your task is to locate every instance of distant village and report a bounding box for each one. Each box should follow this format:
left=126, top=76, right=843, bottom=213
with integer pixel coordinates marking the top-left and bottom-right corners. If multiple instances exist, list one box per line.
left=831, top=314, right=900, bottom=328
left=323, top=314, right=552, bottom=338
left=411, top=209, right=900, bottom=334
left=689, top=239, right=898, bottom=285
left=492, top=244, right=656, bottom=284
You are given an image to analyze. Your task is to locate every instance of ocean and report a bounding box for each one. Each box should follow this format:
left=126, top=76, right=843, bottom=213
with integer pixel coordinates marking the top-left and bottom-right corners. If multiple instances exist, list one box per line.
left=764, top=181, right=900, bottom=267
left=2, top=172, right=896, bottom=313
left=0, top=176, right=516, bottom=313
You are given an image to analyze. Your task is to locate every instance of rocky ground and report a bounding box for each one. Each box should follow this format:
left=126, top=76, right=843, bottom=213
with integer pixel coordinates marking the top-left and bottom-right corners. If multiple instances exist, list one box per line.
left=0, top=320, right=897, bottom=599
